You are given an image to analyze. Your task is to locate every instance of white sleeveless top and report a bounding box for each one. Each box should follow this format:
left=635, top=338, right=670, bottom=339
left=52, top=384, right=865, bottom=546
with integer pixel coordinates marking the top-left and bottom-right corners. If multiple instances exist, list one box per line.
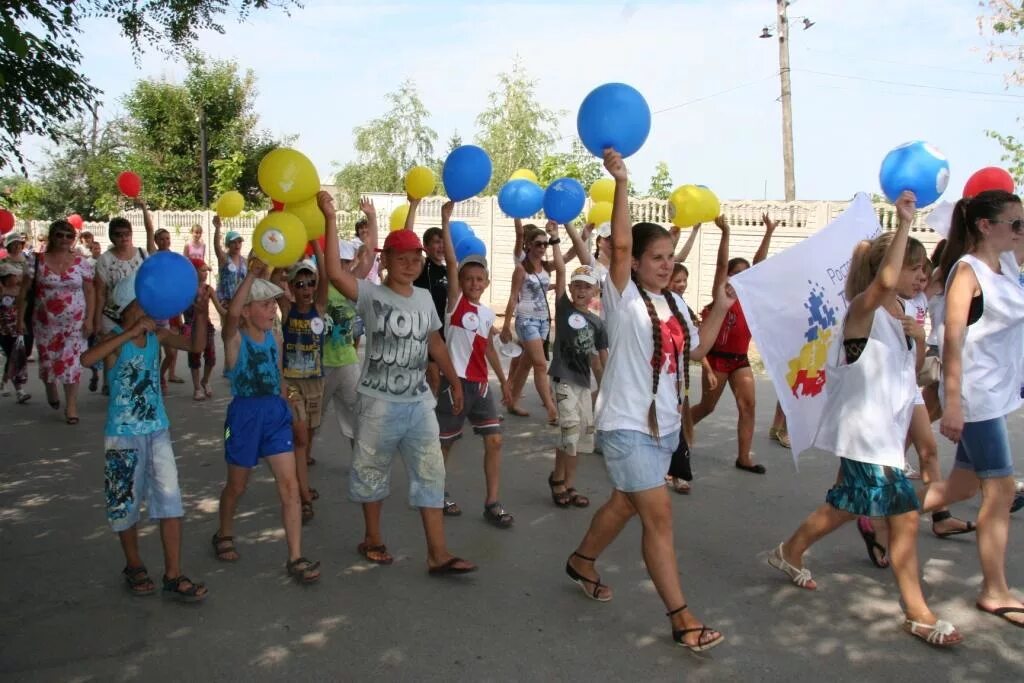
left=926, top=293, right=944, bottom=347
left=940, top=252, right=1024, bottom=422
left=813, top=307, right=917, bottom=469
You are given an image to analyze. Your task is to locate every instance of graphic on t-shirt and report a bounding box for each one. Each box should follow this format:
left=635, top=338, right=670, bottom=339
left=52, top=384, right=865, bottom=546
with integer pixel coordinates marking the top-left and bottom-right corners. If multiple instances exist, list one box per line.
left=362, top=299, right=432, bottom=397
left=104, top=447, right=138, bottom=521
left=325, top=298, right=355, bottom=347
left=112, top=355, right=160, bottom=427
left=236, top=341, right=279, bottom=396
left=659, top=316, right=685, bottom=375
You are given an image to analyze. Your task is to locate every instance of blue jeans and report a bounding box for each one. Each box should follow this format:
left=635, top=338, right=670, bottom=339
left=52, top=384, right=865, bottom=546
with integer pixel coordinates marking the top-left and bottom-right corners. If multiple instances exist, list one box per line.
left=954, top=416, right=1015, bottom=479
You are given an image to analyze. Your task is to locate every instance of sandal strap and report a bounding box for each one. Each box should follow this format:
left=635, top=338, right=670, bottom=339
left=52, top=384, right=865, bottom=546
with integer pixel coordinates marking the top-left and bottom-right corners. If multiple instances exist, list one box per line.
left=931, top=510, right=952, bottom=523
left=571, top=551, right=597, bottom=563
left=163, top=574, right=204, bottom=594
left=665, top=603, right=689, bottom=618
left=548, top=473, right=566, bottom=487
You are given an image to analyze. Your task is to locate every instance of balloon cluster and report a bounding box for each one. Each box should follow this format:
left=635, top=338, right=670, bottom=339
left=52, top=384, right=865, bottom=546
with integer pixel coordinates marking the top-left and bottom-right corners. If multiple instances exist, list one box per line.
left=255, top=148, right=323, bottom=267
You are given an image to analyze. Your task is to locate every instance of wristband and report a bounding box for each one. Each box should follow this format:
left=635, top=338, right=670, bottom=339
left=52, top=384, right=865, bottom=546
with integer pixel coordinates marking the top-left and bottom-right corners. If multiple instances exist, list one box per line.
left=548, top=238, right=561, bottom=245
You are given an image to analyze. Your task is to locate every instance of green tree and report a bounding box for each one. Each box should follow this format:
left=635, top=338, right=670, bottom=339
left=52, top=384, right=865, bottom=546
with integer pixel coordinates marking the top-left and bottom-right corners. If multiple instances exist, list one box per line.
left=537, top=140, right=603, bottom=188
left=647, top=161, right=672, bottom=199
left=475, top=59, right=562, bottom=193
left=0, top=0, right=297, bottom=172
left=122, top=53, right=280, bottom=209
left=333, top=79, right=437, bottom=206
left=0, top=175, right=47, bottom=219
left=980, top=1, right=1024, bottom=182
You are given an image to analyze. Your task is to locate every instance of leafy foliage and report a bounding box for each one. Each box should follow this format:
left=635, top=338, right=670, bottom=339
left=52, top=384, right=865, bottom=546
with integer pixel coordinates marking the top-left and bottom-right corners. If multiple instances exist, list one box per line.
left=980, top=1, right=1024, bottom=183
left=646, top=161, right=673, bottom=199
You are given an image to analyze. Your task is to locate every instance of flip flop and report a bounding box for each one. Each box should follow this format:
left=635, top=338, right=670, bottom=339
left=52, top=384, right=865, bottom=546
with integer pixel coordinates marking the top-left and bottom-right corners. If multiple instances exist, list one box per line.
left=428, top=557, right=478, bottom=576
left=735, top=460, right=766, bottom=474
left=975, top=602, right=1024, bottom=628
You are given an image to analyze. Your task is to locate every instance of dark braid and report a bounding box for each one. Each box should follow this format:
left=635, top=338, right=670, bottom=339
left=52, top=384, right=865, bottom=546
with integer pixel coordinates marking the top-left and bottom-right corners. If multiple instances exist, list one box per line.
left=662, top=287, right=691, bottom=404
left=631, top=271, right=665, bottom=438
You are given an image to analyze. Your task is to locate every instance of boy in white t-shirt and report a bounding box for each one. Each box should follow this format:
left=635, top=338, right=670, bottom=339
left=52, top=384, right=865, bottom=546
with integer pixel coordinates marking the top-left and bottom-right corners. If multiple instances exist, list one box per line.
left=434, top=200, right=514, bottom=526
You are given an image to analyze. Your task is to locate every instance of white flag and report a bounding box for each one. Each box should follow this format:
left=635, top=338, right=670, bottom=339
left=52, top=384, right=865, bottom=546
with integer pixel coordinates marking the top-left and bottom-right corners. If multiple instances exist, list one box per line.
left=730, top=193, right=882, bottom=459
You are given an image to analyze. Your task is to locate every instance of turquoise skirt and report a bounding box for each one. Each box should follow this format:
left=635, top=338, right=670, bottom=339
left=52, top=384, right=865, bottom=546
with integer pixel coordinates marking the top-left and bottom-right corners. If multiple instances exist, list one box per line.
left=825, top=458, right=920, bottom=517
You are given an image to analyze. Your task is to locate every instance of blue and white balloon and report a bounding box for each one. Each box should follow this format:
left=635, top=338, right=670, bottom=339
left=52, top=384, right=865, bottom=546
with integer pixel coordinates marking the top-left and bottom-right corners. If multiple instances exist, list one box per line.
left=879, top=141, right=950, bottom=208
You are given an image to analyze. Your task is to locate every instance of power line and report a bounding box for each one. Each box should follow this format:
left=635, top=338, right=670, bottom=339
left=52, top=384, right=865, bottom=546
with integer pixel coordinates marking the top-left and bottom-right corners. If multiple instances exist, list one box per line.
left=652, top=73, right=780, bottom=114
left=800, top=47, right=1006, bottom=78
left=792, top=68, right=1024, bottom=98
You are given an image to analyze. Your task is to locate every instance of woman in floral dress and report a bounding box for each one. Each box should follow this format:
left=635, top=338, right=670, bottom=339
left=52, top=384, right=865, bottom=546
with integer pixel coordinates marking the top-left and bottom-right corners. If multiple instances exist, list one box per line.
left=17, top=220, right=95, bottom=424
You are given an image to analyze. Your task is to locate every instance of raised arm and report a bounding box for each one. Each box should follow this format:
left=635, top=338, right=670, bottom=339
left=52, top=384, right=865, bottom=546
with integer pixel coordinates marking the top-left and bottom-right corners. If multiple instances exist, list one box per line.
left=440, top=200, right=461, bottom=313
left=321, top=191, right=359, bottom=301
left=605, top=148, right=632, bottom=293
left=753, top=213, right=776, bottom=265
left=82, top=318, right=155, bottom=368
left=563, top=222, right=590, bottom=267
left=513, top=218, right=525, bottom=267
left=404, top=195, right=419, bottom=231
left=312, top=238, right=328, bottom=310
left=160, top=287, right=210, bottom=353
left=674, top=224, right=701, bottom=263
left=352, top=197, right=378, bottom=279
left=213, top=216, right=227, bottom=267
left=222, top=260, right=264, bottom=343
left=139, top=199, right=156, bottom=255
left=711, top=216, right=730, bottom=295
left=549, top=220, right=566, bottom=298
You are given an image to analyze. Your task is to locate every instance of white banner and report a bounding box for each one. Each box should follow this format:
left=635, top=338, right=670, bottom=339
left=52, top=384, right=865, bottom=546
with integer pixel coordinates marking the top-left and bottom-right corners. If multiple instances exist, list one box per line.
left=730, top=193, right=882, bottom=459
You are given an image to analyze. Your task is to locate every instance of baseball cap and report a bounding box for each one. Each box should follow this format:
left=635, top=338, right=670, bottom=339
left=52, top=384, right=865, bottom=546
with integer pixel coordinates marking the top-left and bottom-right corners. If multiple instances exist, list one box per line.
left=570, top=265, right=598, bottom=286
left=458, top=254, right=489, bottom=272
left=595, top=222, right=611, bottom=239
left=287, top=258, right=317, bottom=280
left=338, top=239, right=358, bottom=261
left=381, top=229, right=423, bottom=252
left=246, top=278, right=284, bottom=304
left=224, top=230, right=243, bottom=245
left=111, top=273, right=137, bottom=313
left=5, top=232, right=25, bottom=248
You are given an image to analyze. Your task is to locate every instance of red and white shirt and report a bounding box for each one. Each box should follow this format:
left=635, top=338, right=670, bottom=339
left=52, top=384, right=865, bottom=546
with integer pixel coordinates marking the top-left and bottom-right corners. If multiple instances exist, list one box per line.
left=445, top=294, right=496, bottom=383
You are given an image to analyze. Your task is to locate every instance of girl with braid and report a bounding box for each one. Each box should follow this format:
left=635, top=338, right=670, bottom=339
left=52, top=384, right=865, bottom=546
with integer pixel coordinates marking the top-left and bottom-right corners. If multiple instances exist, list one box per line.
left=564, top=149, right=735, bottom=653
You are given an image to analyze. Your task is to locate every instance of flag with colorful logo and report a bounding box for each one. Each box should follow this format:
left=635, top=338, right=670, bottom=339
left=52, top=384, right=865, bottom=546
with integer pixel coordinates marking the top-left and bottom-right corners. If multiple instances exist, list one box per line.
left=730, top=193, right=882, bottom=459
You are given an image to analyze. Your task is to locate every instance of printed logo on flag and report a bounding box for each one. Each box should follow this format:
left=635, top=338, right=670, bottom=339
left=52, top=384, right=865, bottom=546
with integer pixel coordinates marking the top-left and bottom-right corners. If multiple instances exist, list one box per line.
left=785, top=281, right=837, bottom=398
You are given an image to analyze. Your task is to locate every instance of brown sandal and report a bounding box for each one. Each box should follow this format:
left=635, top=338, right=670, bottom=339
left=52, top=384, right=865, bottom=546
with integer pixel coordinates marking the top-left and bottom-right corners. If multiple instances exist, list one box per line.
left=211, top=532, right=239, bottom=562
left=301, top=501, right=314, bottom=525
left=357, top=542, right=394, bottom=565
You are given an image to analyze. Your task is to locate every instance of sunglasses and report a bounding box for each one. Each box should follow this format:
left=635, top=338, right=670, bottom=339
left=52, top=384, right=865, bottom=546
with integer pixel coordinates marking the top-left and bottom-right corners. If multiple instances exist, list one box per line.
left=292, top=280, right=316, bottom=289
left=112, top=231, right=131, bottom=238
left=531, top=241, right=548, bottom=248
left=991, top=219, right=1024, bottom=233
left=54, top=231, right=75, bottom=239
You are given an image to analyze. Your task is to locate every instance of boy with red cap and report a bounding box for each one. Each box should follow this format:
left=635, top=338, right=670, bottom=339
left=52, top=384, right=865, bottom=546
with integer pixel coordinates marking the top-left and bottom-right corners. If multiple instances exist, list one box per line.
left=321, top=191, right=476, bottom=575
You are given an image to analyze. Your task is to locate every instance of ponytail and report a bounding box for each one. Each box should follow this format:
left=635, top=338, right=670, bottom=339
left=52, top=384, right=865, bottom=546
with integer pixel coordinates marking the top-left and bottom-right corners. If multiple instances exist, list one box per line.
left=939, top=190, right=1021, bottom=284
left=844, top=240, right=874, bottom=301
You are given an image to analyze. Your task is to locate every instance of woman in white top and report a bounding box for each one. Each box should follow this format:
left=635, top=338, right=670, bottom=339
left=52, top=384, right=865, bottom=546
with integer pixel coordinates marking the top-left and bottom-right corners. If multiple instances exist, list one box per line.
left=923, top=189, right=1024, bottom=628
left=564, top=149, right=732, bottom=652
left=768, top=192, right=962, bottom=647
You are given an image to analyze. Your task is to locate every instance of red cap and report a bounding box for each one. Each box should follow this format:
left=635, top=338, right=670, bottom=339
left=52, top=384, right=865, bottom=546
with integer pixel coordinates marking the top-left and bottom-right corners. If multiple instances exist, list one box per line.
left=380, top=229, right=423, bottom=252
left=189, top=258, right=207, bottom=270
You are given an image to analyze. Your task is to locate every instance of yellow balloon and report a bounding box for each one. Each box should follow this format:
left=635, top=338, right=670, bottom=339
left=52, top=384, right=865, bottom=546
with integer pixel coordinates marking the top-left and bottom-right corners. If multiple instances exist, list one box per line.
left=215, top=190, right=245, bottom=218
left=257, top=148, right=320, bottom=204
left=587, top=201, right=613, bottom=226
left=252, top=211, right=307, bottom=268
left=510, top=168, right=538, bottom=184
left=283, top=196, right=325, bottom=240
left=695, top=186, right=721, bottom=223
left=589, top=178, right=615, bottom=204
left=405, top=166, right=436, bottom=200
left=389, top=203, right=410, bottom=232
left=670, top=185, right=704, bottom=227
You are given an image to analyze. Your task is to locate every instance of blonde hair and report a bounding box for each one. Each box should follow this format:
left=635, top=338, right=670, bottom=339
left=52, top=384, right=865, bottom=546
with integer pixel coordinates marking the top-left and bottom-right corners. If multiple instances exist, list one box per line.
left=844, top=232, right=926, bottom=301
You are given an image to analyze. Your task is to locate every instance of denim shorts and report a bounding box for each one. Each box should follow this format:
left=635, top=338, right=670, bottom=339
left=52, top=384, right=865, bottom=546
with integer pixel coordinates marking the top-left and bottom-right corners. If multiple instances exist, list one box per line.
left=104, top=430, right=183, bottom=532
left=954, top=416, right=1015, bottom=479
left=515, top=316, right=550, bottom=343
left=597, top=429, right=679, bottom=492
left=350, top=395, right=446, bottom=508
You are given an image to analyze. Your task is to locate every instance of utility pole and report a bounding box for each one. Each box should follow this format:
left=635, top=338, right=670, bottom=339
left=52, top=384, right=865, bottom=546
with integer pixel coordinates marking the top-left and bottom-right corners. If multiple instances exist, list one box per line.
left=776, top=0, right=796, bottom=201
left=198, top=108, right=209, bottom=208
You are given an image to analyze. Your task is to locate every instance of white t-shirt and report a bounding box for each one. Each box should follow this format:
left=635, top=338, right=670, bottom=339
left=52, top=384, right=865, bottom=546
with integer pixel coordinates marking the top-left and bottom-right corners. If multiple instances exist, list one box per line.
left=445, top=294, right=496, bottom=383
left=96, top=248, right=145, bottom=296
left=595, top=279, right=699, bottom=435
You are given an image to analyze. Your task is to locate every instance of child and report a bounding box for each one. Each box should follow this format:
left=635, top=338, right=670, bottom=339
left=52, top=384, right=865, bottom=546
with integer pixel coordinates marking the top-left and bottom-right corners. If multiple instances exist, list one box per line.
left=80, top=274, right=210, bottom=602
left=213, top=216, right=247, bottom=306
left=211, top=260, right=320, bottom=584
left=565, top=149, right=731, bottom=652
left=546, top=219, right=608, bottom=508
left=434, top=200, right=514, bottom=524
left=768, top=191, right=962, bottom=647
left=321, top=191, right=476, bottom=574
left=0, top=261, right=30, bottom=403
left=183, top=258, right=226, bottom=400
left=274, top=251, right=328, bottom=524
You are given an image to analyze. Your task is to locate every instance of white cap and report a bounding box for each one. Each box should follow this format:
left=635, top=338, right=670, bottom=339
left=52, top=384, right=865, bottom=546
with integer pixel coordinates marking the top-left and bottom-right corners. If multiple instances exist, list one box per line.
left=246, top=278, right=284, bottom=303
left=570, top=265, right=598, bottom=286
left=287, top=258, right=317, bottom=280
left=595, top=222, right=611, bottom=239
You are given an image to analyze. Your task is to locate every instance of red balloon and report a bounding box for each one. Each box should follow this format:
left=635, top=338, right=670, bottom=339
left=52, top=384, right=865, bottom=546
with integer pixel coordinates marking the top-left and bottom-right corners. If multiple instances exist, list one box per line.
left=117, top=170, right=142, bottom=198
left=271, top=200, right=285, bottom=212
left=0, top=209, right=14, bottom=235
left=67, top=214, right=84, bottom=230
left=303, top=234, right=326, bottom=258
left=963, top=167, right=1014, bottom=198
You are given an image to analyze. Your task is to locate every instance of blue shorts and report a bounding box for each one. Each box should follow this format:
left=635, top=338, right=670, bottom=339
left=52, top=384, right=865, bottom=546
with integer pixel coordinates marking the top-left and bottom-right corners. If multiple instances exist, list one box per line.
left=224, top=395, right=294, bottom=468
left=597, top=428, right=679, bottom=493
left=954, top=416, right=1015, bottom=479
left=104, top=430, right=183, bottom=532
left=350, top=395, right=446, bottom=508
left=515, top=315, right=549, bottom=342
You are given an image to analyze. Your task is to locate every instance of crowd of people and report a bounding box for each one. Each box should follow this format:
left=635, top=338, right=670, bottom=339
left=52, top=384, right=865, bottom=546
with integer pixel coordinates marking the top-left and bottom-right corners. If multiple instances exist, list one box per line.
left=1, top=149, right=1023, bottom=651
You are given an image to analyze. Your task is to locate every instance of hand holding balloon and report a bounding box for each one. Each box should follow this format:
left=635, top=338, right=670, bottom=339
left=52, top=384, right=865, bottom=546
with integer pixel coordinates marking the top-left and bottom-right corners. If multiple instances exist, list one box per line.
left=602, top=149, right=627, bottom=182
left=894, top=191, right=917, bottom=224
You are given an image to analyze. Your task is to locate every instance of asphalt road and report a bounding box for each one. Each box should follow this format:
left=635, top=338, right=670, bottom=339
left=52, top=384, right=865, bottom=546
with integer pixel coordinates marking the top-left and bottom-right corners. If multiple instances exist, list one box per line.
left=1, top=352, right=1022, bottom=682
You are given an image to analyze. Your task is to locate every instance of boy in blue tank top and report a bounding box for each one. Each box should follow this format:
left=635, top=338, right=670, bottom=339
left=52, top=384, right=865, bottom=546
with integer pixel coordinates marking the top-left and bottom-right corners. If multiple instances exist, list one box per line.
left=212, top=262, right=321, bottom=584
left=81, top=275, right=210, bottom=602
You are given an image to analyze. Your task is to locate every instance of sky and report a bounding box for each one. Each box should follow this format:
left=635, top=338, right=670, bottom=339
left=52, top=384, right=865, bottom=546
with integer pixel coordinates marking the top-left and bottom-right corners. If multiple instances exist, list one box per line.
left=19, top=0, right=1024, bottom=201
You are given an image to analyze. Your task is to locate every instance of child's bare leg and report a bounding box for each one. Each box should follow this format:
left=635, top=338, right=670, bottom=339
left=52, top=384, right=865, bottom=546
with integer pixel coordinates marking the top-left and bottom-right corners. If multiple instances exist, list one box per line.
left=216, top=464, right=251, bottom=560
left=483, top=433, right=502, bottom=505
left=264, top=452, right=303, bottom=561
left=362, top=501, right=384, bottom=546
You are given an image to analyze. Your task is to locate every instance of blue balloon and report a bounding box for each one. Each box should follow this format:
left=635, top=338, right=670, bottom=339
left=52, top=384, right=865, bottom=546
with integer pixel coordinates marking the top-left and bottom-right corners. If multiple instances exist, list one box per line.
left=543, top=177, right=586, bottom=223
left=454, top=235, right=487, bottom=264
left=577, top=83, right=651, bottom=158
left=443, top=145, right=493, bottom=201
left=497, top=179, right=544, bottom=218
left=449, top=220, right=473, bottom=245
left=136, top=251, right=199, bottom=320
left=879, top=141, right=950, bottom=208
